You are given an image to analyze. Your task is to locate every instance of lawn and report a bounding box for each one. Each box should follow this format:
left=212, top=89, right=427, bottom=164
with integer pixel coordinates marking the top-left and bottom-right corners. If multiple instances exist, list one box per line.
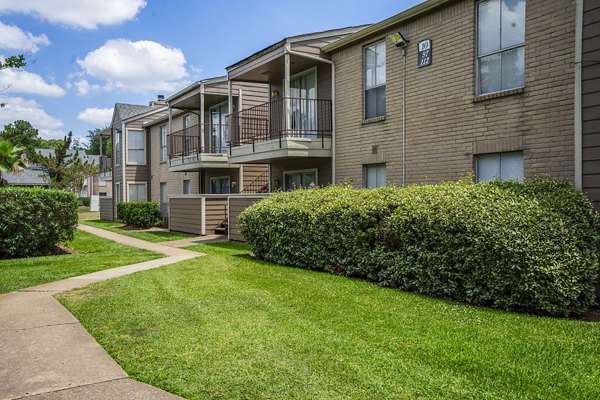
left=79, top=219, right=194, bottom=243
left=58, top=242, right=600, bottom=400
left=0, top=230, right=162, bottom=294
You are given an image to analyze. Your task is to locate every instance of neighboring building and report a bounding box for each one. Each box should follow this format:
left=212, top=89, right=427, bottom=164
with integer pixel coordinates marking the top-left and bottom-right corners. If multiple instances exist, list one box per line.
left=2, top=165, right=49, bottom=187
left=226, top=26, right=367, bottom=191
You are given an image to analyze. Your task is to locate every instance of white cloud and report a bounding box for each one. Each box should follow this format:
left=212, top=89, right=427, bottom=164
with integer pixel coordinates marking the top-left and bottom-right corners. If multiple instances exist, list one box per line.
left=0, top=0, right=146, bottom=29
left=76, top=39, right=189, bottom=93
left=77, top=107, right=112, bottom=126
left=0, top=21, right=50, bottom=53
left=0, top=68, right=65, bottom=96
left=0, top=96, right=64, bottom=139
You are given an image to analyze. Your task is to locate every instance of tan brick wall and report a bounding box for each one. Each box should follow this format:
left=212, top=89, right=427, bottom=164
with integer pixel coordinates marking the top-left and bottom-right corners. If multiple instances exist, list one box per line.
left=332, top=0, right=576, bottom=187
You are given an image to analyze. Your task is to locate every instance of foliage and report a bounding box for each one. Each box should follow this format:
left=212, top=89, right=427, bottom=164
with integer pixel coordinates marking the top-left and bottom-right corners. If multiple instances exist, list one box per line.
left=0, top=187, right=78, bottom=258
left=80, top=197, right=91, bottom=207
left=0, top=54, right=27, bottom=108
left=240, top=179, right=599, bottom=316
left=58, top=242, right=600, bottom=400
left=0, top=140, right=26, bottom=186
left=86, top=127, right=111, bottom=155
left=117, top=202, right=160, bottom=228
left=0, top=120, right=40, bottom=157
left=33, top=131, right=99, bottom=192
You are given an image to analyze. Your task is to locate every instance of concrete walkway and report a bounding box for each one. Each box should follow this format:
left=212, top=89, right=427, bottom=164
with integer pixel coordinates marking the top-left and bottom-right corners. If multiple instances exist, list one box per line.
left=0, top=225, right=206, bottom=400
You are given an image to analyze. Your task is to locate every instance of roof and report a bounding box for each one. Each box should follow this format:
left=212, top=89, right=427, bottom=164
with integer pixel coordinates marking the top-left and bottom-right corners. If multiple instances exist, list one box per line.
left=226, top=25, right=369, bottom=72
left=35, top=149, right=101, bottom=164
left=3, top=166, right=49, bottom=186
left=323, top=0, right=451, bottom=52
left=166, top=76, right=227, bottom=103
left=114, top=103, right=157, bottom=121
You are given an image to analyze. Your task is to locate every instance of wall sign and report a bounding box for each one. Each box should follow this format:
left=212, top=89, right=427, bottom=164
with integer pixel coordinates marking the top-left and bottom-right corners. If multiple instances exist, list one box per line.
left=417, top=40, right=432, bottom=68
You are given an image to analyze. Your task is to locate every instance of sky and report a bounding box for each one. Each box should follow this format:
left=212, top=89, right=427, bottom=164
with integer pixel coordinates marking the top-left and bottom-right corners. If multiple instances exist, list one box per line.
left=0, top=0, right=423, bottom=144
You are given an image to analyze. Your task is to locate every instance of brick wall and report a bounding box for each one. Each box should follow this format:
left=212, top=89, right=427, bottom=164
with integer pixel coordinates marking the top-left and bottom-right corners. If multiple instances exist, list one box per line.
left=332, top=0, right=576, bottom=187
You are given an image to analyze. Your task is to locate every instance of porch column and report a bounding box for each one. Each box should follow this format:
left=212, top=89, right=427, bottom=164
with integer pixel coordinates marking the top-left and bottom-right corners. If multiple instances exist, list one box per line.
left=284, top=49, right=291, bottom=133
left=200, top=83, right=205, bottom=152
left=99, top=134, right=103, bottom=157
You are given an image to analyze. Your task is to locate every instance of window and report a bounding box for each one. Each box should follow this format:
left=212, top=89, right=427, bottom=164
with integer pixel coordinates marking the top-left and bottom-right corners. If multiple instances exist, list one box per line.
left=114, top=131, right=121, bottom=166
left=365, top=164, right=387, bottom=189
left=183, top=179, right=191, bottom=195
left=160, top=183, right=168, bottom=205
left=476, top=151, right=523, bottom=181
left=210, top=176, right=230, bottom=194
left=283, top=169, right=317, bottom=191
left=127, top=129, right=145, bottom=164
left=115, top=183, right=121, bottom=203
left=160, top=125, right=167, bottom=162
left=99, top=179, right=107, bottom=187
left=128, top=183, right=147, bottom=202
left=477, top=0, right=525, bottom=94
left=364, top=41, right=386, bottom=119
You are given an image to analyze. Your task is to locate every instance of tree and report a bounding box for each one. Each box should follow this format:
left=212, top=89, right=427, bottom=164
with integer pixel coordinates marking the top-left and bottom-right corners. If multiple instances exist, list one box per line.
left=1, top=54, right=27, bottom=108
left=0, top=120, right=41, bottom=157
left=34, top=132, right=99, bottom=192
left=86, top=128, right=110, bottom=155
left=0, top=140, right=26, bottom=187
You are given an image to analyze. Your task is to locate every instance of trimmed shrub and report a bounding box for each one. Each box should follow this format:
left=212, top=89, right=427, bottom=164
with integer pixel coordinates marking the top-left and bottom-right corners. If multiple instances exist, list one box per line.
left=0, top=187, right=78, bottom=258
left=80, top=197, right=90, bottom=207
left=117, top=202, right=160, bottom=228
left=240, top=179, right=599, bottom=316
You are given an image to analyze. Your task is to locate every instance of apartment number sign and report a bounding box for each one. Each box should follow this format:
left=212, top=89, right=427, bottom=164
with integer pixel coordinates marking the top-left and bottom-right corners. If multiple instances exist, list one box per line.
left=417, top=40, right=432, bottom=67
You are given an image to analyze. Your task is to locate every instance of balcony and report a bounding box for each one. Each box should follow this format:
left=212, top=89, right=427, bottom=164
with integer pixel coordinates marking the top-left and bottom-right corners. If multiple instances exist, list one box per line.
left=168, top=123, right=238, bottom=172
left=229, top=97, right=332, bottom=163
left=99, top=156, right=112, bottom=180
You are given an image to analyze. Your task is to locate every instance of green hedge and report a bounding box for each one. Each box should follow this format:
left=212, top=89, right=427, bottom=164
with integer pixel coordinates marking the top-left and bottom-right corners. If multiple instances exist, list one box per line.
left=80, top=197, right=90, bottom=207
left=239, top=179, right=599, bottom=316
left=117, top=202, right=160, bottom=228
left=0, top=187, right=78, bottom=258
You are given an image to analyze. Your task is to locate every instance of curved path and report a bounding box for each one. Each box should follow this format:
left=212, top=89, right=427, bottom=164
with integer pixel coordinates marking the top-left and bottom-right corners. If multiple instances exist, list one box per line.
left=0, top=224, right=205, bottom=400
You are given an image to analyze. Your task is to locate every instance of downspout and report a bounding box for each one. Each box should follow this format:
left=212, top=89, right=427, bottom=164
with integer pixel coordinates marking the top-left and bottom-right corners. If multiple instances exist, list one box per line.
left=575, top=0, right=583, bottom=189
left=402, top=47, right=407, bottom=187
left=285, top=48, right=335, bottom=183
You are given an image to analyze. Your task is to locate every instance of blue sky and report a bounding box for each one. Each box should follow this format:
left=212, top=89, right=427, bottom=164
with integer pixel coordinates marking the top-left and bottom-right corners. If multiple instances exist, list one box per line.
left=0, top=0, right=423, bottom=144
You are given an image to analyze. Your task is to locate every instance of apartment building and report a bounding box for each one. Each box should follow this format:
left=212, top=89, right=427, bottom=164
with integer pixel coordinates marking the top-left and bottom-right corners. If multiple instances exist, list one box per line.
left=321, top=0, right=599, bottom=213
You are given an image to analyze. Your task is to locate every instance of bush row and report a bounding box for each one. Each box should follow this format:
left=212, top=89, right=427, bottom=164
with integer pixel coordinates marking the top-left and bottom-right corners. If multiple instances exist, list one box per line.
left=0, top=187, right=78, bottom=258
left=117, top=202, right=160, bottom=228
left=239, top=179, right=599, bottom=316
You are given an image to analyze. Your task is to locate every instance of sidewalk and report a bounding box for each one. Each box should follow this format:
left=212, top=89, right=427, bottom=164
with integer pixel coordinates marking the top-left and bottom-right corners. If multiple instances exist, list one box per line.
left=0, top=225, right=205, bottom=400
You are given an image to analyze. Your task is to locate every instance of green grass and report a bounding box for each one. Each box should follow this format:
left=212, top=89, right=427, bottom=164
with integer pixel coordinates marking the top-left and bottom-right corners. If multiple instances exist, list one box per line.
left=58, top=242, right=600, bottom=400
left=0, top=230, right=162, bottom=293
left=80, top=219, right=194, bottom=243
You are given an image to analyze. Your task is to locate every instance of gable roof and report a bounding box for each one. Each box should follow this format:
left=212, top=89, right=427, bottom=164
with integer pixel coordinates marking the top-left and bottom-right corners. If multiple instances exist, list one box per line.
left=3, top=166, right=49, bottom=186
left=111, top=103, right=159, bottom=129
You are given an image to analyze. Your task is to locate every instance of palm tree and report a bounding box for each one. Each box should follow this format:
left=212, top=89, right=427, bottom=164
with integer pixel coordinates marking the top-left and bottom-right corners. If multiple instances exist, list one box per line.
left=0, top=140, right=26, bottom=187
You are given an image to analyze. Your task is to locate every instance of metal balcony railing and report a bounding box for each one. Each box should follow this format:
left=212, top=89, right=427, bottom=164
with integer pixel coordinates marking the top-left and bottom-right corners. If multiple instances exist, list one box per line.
left=229, top=97, right=332, bottom=149
left=99, top=156, right=112, bottom=173
left=168, top=123, right=229, bottom=163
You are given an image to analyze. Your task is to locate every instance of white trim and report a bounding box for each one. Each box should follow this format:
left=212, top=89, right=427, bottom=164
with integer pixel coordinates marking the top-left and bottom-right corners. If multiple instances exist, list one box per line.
left=200, top=197, right=206, bottom=236
left=115, top=182, right=121, bottom=203
left=283, top=168, right=318, bottom=190
left=127, top=181, right=148, bottom=202
left=575, top=0, right=583, bottom=189
left=159, top=124, right=167, bottom=163
left=126, top=128, right=146, bottom=165
left=113, top=129, right=121, bottom=167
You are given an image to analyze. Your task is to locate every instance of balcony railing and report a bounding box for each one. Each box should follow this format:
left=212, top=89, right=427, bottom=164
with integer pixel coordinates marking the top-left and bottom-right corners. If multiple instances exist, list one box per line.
left=99, top=156, right=112, bottom=173
left=229, top=97, right=332, bottom=149
left=168, top=123, right=229, bottom=163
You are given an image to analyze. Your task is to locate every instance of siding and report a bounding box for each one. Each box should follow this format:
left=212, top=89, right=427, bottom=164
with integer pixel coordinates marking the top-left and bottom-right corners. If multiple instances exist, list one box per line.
left=169, top=197, right=202, bottom=235
left=332, top=0, right=577, bottom=187
left=205, top=197, right=228, bottom=233
left=583, top=0, right=600, bottom=212
left=228, top=195, right=270, bottom=242
left=99, top=196, right=114, bottom=221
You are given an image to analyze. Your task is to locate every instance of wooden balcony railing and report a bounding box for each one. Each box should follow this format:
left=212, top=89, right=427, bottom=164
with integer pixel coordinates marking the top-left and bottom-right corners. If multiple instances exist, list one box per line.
left=168, top=123, right=229, bottom=163
left=229, top=97, right=332, bottom=149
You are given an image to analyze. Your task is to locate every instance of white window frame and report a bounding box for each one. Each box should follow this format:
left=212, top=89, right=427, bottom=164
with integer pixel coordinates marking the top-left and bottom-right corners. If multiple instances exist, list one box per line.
left=283, top=168, right=318, bottom=191
left=113, top=130, right=121, bottom=166
left=127, top=182, right=147, bottom=202
left=476, top=0, right=526, bottom=95
left=160, top=125, right=167, bottom=163
left=363, top=39, right=387, bottom=120
left=126, top=129, right=146, bottom=165
left=210, top=176, right=231, bottom=194
left=364, top=163, right=387, bottom=189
